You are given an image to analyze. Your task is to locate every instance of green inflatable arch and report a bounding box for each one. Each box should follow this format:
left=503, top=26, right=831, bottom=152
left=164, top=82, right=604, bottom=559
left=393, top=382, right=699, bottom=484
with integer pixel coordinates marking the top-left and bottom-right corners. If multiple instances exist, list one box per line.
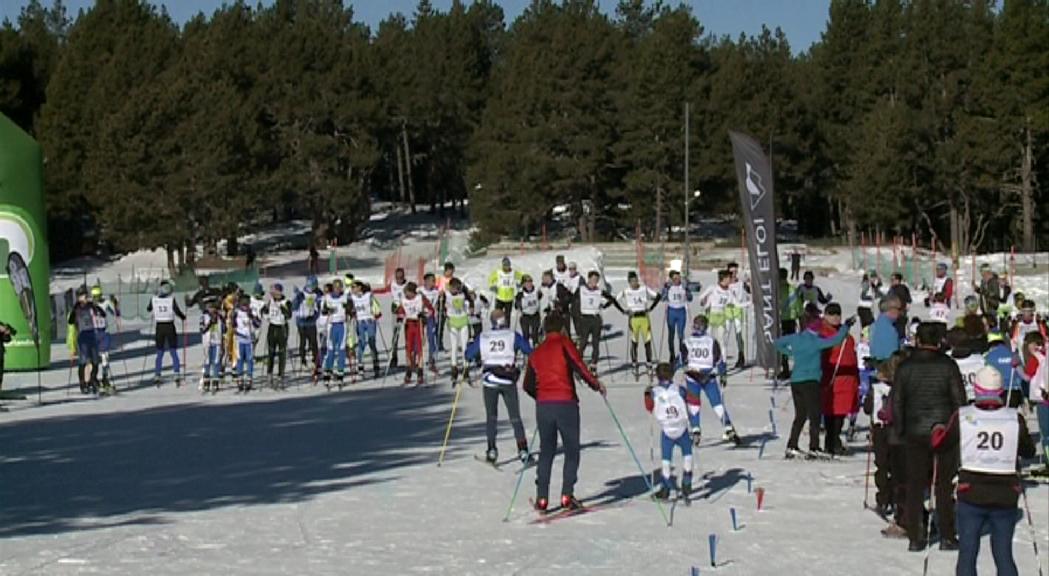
left=0, top=113, right=52, bottom=370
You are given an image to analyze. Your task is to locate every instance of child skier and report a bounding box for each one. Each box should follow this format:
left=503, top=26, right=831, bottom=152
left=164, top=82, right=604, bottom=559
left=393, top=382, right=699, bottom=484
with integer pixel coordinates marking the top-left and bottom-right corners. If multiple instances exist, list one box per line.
left=232, top=293, right=260, bottom=392
left=389, top=267, right=408, bottom=369
left=929, top=292, right=951, bottom=324
left=644, top=362, right=702, bottom=501
left=614, top=271, right=662, bottom=380
left=146, top=280, right=186, bottom=386
left=397, top=282, right=434, bottom=385
left=200, top=300, right=224, bottom=393
left=261, top=283, right=292, bottom=388
left=681, top=314, right=739, bottom=445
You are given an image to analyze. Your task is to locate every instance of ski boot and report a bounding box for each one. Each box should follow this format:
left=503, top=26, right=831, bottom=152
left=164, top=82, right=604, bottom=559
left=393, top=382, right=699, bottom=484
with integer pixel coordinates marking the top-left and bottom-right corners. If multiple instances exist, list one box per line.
left=357, top=364, right=365, bottom=380
left=533, top=497, right=549, bottom=514
left=403, top=371, right=413, bottom=386
left=451, top=365, right=460, bottom=386
left=336, top=372, right=345, bottom=390
left=485, top=448, right=498, bottom=465
left=417, top=368, right=425, bottom=386
left=784, top=447, right=802, bottom=460
left=323, top=370, right=333, bottom=390
left=560, top=494, right=584, bottom=511
left=244, top=379, right=254, bottom=393
left=723, top=425, right=741, bottom=446
left=734, top=355, right=746, bottom=371
left=279, top=374, right=288, bottom=391
left=153, top=375, right=163, bottom=388
left=373, top=361, right=381, bottom=380
left=210, top=378, right=220, bottom=394
left=652, top=484, right=671, bottom=501
left=174, top=374, right=183, bottom=388
left=518, top=447, right=535, bottom=466
left=681, top=475, right=693, bottom=505
left=691, top=427, right=702, bottom=447
left=236, top=378, right=245, bottom=393
left=201, top=379, right=210, bottom=393
left=428, top=360, right=438, bottom=376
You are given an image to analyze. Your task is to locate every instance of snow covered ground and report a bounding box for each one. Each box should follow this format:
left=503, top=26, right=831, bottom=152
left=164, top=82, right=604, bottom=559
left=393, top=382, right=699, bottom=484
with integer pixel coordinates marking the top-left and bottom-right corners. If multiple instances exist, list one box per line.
left=2, top=242, right=1047, bottom=576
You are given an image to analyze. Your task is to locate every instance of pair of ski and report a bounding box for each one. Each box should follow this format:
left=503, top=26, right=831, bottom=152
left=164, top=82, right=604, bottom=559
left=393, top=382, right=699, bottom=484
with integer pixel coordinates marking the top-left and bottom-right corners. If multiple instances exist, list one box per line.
left=786, top=449, right=848, bottom=462
left=474, top=453, right=535, bottom=473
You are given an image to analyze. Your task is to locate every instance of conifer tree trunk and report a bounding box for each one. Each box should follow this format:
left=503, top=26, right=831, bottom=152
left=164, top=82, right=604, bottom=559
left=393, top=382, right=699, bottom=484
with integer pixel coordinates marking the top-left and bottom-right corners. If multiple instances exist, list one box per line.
left=395, top=146, right=406, bottom=203
left=401, top=121, right=416, bottom=214
left=1020, top=124, right=1034, bottom=252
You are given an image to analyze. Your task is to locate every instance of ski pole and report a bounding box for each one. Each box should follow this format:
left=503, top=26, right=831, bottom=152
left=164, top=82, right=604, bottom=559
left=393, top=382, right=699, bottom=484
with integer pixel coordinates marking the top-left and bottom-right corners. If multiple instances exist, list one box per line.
left=863, top=429, right=873, bottom=509
left=1019, top=476, right=1046, bottom=576
left=437, top=377, right=467, bottom=467
left=922, top=453, right=938, bottom=576
left=601, top=394, right=670, bottom=526
left=502, top=427, right=539, bottom=522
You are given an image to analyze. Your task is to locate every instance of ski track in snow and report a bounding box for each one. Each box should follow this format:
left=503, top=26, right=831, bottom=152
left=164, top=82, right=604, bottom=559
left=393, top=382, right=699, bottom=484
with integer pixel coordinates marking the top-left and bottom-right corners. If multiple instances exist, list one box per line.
left=2, top=242, right=1047, bottom=576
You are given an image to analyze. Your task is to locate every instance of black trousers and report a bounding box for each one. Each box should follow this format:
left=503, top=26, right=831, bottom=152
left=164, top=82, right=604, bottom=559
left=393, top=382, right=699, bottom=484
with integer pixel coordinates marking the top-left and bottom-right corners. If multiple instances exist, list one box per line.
left=575, top=314, right=601, bottom=365
left=779, top=320, right=796, bottom=375
left=495, top=299, right=514, bottom=320
left=520, top=312, right=541, bottom=348
left=904, top=437, right=958, bottom=545
left=267, top=324, right=288, bottom=376
left=788, top=381, right=822, bottom=451
left=872, top=426, right=907, bottom=524
left=536, top=402, right=581, bottom=500
left=298, top=325, right=318, bottom=371
left=825, top=415, right=845, bottom=453
left=483, top=384, right=527, bottom=452
left=858, top=307, right=875, bottom=329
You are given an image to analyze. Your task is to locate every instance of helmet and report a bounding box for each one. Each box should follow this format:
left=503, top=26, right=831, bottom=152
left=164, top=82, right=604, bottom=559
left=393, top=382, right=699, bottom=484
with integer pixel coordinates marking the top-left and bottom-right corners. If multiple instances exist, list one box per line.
left=936, top=262, right=948, bottom=271
left=305, top=275, right=318, bottom=290
left=159, top=280, right=173, bottom=297
left=253, top=282, right=264, bottom=297
left=90, top=285, right=103, bottom=299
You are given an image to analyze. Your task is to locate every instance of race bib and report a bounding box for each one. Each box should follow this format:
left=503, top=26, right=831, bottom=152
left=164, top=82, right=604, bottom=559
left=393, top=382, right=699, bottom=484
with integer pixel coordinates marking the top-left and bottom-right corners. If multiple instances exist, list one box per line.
left=152, top=297, right=175, bottom=322
left=480, top=330, right=515, bottom=366
left=652, top=385, right=689, bottom=440
left=955, top=356, right=984, bottom=402
left=686, top=336, right=715, bottom=371
left=959, top=406, right=1019, bottom=475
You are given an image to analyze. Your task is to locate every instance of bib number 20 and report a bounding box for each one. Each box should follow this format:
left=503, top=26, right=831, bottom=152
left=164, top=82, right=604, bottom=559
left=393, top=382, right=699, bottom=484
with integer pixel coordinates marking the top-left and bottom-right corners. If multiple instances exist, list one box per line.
left=976, top=431, right=1004, bottom=451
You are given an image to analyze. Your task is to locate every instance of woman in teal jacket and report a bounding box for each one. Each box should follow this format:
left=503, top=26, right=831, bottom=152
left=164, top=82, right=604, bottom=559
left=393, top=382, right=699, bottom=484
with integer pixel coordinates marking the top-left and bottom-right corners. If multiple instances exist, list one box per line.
left=776, top=305, right=854, bottom=458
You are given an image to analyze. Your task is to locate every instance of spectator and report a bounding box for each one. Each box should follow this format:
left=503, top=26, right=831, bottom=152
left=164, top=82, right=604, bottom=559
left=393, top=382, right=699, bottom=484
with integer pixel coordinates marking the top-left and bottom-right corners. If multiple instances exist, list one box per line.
left=775, top=303, right=852, bottom=459
left=931, top=366, right=1035, bottom=576
left=892, top=322, right=966, bottom=551
left=871, top=296, right=902, bottom=364
left=972, top=264, right=1010, bottom=318
left=887, top=273, right=912, bottom=339
left=0, top=320, right=15, bottom=391
left=819, top=303, right=859, bottom=456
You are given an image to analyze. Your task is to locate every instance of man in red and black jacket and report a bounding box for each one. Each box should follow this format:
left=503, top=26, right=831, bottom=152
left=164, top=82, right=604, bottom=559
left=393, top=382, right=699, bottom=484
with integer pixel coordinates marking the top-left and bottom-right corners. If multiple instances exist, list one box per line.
left=523, top=312, right=606, bottom=512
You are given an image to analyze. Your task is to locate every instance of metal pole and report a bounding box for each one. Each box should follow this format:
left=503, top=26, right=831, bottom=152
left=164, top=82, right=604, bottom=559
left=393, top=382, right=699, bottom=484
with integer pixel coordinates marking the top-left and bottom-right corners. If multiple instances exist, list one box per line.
left=683, top=102, right=690, bottom=279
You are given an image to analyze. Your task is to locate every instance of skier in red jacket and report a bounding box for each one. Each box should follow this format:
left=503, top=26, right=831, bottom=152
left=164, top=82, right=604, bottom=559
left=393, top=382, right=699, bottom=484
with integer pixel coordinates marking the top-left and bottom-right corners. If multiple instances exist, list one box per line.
left=523, top=311, right=606, bottom=512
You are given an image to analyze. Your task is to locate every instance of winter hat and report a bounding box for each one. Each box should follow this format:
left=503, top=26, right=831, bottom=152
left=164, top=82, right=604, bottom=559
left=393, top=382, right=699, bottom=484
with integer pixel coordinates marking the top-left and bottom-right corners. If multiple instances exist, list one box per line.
left=936, top=262, right=948, bottom=271
left=979, top=263, right=992, bottom=273
left=972, top=366, right=1004, bottom=404
left=306, top=275, right=318, bottom=290
left=272, top=283, right=283, bottom=294
left=964, top=296, right=979, bottom=312
left=159, top=280, right=173, bottom=297
left=501, top=257, right=511, bottom=266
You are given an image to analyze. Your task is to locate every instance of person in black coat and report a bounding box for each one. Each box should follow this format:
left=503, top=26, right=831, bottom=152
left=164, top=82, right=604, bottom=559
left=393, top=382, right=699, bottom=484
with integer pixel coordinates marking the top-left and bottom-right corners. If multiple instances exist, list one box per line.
left=892, top=321, right=966, bottom=551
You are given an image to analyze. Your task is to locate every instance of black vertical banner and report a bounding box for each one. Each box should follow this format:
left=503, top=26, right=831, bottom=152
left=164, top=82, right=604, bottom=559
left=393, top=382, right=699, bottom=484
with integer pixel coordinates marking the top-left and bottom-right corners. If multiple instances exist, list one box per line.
left=729, top=131, right=780, bottom=370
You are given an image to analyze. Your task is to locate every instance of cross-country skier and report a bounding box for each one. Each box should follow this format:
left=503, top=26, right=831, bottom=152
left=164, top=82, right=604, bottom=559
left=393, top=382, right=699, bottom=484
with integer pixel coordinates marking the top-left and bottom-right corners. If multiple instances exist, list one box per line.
left=574, top=271, right=616, bottom=375
left=200, top=300, right=224, bottom=393
left=698, top=270, right=735, bottom=358
left=858, top=270, right=885, bottom=328
left=779, top=268, right=803, bottom=379
left=539, top=270, right=558, bottom=319
left=90, top=285, right=119, bottom=393
left=147, top=280, right=186, bottom=386
left=644, top=362, right=701, bottom=500
left=349, top=281, right=382, bottom=379
left=523, top=312, right=605, bottom=513
left=420, top=273, right=441, bottom=376
left=261, top=283, right=292, bottom=388
left=389, top=267, right=408, bottom=368
left=515, top=274, right=543, bottom=348
left=489, top=257, right=523, bottom=320
left=553, top=258, right=580, bottom=338
left=929, top=292, right=951, bottom=324
left=614, top=271, right=662, bottom=379
left=68, top=285, right=107, bottom=394
left=924, top=262, right=954, bottom=308
left=443, top=277, right=474, bottom=384
left=796, top=270, right=832, bottom=307
left=293, top=277, right=322, bottom=379
left=436, top=262, right=456, bottom=352
left=726, top=262, right=751, bottom=370
left=397, top=282, right=435, bottom=386
left=465, top=308, right=533, bottom=465
left=973, top=263, right=1010, bottom=318
left=681, top=314, right=740, bottom=445
left=930, top=366, right=1036, bottom=570
left=661, top=270, right=692, bottom=365
left=232, top=293, right=260, bottom=392
left=321, top=278, right=351, bottom=385
left=1010, top=299, right=1047, bottom=351
left=1019, top=332, right=1048, bottom=478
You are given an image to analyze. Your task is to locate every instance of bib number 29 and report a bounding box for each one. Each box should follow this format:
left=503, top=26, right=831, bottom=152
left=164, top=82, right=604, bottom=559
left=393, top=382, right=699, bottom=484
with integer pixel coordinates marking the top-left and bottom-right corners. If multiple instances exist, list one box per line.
left=489, top=340, right=506, bottom=352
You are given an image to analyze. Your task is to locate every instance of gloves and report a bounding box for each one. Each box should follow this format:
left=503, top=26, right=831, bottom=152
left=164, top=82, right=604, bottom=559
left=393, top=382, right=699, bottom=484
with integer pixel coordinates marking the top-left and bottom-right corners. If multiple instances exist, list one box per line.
left=691, top=427, right=702, bottom=447
left=845, top=316, right=857, bottom=328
